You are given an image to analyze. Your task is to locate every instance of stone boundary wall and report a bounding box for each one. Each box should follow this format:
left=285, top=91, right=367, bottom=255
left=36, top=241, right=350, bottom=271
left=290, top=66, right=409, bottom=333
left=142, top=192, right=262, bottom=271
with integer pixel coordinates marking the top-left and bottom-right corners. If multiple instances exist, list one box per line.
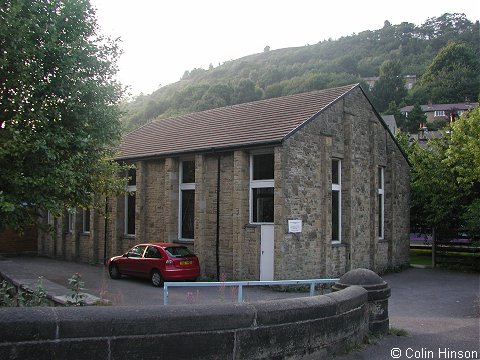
left=0, top=286, right=369, bottom=360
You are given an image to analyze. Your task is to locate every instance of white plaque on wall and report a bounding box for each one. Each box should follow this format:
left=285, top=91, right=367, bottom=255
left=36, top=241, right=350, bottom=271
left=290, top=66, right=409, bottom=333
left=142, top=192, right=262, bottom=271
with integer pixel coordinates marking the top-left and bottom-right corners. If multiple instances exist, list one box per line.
left=288, top=220, right=302, bottom=233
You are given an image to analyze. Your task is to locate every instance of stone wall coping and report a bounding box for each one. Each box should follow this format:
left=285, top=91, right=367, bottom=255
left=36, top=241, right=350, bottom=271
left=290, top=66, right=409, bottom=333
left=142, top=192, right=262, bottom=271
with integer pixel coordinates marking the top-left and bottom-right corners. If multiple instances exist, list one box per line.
left=0, top=286, right=367, bottom=344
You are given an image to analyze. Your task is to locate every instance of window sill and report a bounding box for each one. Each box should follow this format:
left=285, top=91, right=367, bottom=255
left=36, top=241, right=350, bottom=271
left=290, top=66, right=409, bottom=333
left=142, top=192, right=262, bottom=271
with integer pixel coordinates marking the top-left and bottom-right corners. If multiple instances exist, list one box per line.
left=174, top=239, right=194, bottom=245
left=122, top=234, right=136, bottom=240
left=331, top=242, right=347, bottom=248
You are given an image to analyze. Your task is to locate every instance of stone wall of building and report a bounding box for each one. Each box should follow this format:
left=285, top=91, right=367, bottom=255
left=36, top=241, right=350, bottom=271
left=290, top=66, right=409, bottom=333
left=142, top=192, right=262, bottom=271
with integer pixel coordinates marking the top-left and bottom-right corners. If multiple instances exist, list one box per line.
left=279, top=87, right=410, bottom=278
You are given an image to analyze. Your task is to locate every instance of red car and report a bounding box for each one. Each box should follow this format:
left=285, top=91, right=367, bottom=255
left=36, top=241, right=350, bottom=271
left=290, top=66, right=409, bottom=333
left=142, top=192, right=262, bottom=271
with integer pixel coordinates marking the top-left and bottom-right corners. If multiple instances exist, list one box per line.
left=108, top=243, right=200, bottom=287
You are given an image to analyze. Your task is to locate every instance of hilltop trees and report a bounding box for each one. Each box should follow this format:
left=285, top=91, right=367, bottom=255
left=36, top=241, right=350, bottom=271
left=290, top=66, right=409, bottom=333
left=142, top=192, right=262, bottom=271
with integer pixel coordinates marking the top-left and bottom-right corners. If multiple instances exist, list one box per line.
left=0, top=0, right=127, bottom=231
left=119, top=13, right=478, bottom=131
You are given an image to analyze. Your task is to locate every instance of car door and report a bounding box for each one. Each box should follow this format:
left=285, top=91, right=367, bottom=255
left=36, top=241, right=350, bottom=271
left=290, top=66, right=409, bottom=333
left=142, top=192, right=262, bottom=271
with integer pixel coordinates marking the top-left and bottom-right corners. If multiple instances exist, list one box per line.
left=120, top=245, right=147, bottom=276
left=141, top=245, right=163, bottom=276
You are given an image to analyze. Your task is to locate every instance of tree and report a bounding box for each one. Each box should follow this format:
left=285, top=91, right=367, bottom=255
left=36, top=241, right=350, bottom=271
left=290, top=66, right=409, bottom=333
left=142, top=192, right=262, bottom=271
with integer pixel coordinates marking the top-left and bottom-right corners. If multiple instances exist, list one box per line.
left=232, top=79, right=263, bottom=104
left=404, top=104, right=426, bottom=133
left=445, top=107, right=480, bottom=236
left=397, top=107, right=480, bottom=239
left=371, top=60, right=407, bottom=113
left=410, top=42, right=480, bottom=104
left=0, top=0, right=127, bottom=231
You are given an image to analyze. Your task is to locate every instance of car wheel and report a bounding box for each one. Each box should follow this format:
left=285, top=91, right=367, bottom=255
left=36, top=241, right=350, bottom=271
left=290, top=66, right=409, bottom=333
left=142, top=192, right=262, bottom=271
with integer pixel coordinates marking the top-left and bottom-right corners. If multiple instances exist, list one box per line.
left=151, top=270, right=164, bottom=287
left=109, top=263, right=121, bottom=279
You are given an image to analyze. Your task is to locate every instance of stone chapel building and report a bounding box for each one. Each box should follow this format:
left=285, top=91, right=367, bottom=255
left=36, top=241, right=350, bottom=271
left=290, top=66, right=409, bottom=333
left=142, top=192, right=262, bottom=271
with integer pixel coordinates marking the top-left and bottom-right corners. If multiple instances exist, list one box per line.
left=38, top=84, right=410, bottom=280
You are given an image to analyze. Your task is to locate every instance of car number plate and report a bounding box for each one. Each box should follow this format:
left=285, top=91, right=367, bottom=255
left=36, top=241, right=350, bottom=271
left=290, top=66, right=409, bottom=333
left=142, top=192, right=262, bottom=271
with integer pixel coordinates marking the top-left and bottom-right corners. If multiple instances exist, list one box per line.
left=180, top=260, right=193, bottom=265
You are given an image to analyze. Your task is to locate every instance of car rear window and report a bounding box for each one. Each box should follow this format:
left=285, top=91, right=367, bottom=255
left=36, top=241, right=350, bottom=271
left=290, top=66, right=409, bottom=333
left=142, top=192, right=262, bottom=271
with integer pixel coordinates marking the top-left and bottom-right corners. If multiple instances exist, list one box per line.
left=164, top=246, right=195, bottom=258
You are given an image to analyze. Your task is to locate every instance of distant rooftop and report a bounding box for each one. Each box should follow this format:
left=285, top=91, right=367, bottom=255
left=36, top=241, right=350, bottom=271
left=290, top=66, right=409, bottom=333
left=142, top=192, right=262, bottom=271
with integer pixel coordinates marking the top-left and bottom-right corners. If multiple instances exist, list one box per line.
left=401, top=102, right=479, bottom=113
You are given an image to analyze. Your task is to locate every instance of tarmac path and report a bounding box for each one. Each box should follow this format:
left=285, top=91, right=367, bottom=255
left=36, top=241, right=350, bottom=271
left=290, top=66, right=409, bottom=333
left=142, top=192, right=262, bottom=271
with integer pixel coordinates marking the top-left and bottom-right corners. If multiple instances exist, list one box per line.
left=336, top=267, right=479, bottom=360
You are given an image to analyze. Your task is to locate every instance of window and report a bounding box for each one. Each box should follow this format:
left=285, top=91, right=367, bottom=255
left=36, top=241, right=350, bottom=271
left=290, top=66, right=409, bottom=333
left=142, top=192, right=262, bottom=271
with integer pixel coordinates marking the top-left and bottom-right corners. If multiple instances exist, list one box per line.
left=47, top=211, right=53, bottom=225
left=331, top=159, right=341, bottom=243
left=378, top=167, right=385, bottom=239
left=68, top=211, right=74, bottom=233
left=179, top=160, right=195, bottom=240
left=125, top=168, right=136, bottom=236
left=250, top=153, right=274, bottom=223
left=82, top=209, right=90, bottom=233
left=164, top=246, right=195, bottom=258
left=145, top=246, right=161, bottom=259
left=434, top=110, right=445, bottom=117
left=127, top=245, right=146, bottom=258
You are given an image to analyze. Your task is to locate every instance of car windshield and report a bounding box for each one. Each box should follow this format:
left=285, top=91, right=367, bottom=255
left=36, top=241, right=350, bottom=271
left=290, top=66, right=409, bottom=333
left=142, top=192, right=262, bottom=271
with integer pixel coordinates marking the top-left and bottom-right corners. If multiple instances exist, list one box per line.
left=164, top=246, right=195, bottom=258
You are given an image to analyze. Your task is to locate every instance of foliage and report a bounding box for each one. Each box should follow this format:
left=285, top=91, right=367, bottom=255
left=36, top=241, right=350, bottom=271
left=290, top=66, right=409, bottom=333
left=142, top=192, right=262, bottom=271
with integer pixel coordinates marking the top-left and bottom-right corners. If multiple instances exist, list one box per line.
left=67, top=272, right=86, bottom=306
left=0, top=0, right=128, bottom=232
left=444, top=107, right=480, bottom=185
left=444, top=107, right=480, bottom=237
left=0, top=277, right=48, bottom=307
left=18, top=276, right=48, bottom=306
left=371, top=60, right=407, bottom=112
left=405, top=104, right=427, bottom=133
left=0, top=280, right=15, bottom=306
left=398, top=107, right=480, bottom=239
left=119, top=13, right=479, bottom=131
left=409, top=42, right=480, bottom=104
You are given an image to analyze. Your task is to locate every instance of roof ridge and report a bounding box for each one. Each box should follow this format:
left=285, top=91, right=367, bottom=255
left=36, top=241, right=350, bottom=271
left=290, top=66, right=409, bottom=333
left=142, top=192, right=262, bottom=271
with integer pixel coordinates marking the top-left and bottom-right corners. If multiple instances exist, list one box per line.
left=148, top=83, right=359, bottom=124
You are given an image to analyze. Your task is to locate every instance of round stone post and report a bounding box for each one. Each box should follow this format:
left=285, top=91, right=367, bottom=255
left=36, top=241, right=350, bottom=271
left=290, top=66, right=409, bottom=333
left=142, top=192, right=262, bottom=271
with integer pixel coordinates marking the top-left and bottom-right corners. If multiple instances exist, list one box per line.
left=332, top=268, right=391, bottom=335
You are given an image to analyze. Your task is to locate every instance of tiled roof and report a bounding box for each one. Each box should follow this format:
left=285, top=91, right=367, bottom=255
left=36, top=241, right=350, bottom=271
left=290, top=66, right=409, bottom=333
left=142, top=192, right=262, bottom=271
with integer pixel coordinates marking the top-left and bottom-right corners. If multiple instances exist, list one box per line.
left=117, top=84, right=359, bottom=160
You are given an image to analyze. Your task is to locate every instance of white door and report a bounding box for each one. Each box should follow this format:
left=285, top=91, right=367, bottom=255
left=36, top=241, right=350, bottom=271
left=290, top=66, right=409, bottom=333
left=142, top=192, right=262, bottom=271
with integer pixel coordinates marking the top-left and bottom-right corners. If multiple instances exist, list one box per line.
left=260, top=225, right=275, bottom=280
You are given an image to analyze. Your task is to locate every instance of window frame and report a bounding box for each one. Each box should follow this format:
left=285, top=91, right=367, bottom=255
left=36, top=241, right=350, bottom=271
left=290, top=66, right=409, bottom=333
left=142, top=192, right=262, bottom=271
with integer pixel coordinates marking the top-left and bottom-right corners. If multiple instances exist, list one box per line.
left=378, top=166, right=385, bottom=240
left=434, top=110, right=445, bottom=117
left=331, top=159, right=342, bottom=244
left=125, top=168, right=136, bottom=236
left=66, top=209, right=74, bottom=233
left=47, top=211, right=53, bottom=225
left=249, top=151, right=275, bottom=224
left=82, top=208, right=90, bottom=234
left=178, top=159, right=196, bottom=241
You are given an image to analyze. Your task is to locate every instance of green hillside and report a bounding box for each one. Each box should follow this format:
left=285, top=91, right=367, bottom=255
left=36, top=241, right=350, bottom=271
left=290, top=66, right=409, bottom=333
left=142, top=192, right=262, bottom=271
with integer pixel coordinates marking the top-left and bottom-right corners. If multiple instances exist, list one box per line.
left=121, top=13, right=479, bottom=132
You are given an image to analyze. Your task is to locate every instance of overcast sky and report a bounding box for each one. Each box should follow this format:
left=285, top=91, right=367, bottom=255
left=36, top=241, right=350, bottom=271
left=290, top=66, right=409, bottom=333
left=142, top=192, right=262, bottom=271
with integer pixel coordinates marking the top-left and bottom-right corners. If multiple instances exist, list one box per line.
left=90, top=0, right=479, bottom=97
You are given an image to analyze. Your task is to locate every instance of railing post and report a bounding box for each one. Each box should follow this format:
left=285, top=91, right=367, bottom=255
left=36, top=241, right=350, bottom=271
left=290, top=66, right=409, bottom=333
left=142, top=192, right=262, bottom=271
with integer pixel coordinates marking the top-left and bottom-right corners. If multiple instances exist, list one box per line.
left=309, top=282, right=315, bottom=296
left=432, top=227, right=436, bottom=268
left=164, top=284, right=169, bottom=305
left=238, top=284, right=243, bottom=303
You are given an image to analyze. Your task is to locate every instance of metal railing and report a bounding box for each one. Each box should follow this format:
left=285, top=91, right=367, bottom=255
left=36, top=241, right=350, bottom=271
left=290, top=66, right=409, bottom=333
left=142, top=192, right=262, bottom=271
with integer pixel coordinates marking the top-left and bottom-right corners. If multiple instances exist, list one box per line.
left=163, top=278, right=339, bottom=305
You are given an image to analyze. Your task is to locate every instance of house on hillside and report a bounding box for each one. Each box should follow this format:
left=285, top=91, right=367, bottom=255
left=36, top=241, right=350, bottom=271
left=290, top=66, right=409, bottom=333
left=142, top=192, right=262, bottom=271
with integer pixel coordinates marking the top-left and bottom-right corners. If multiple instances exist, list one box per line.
left=401, top=102, right=479, bottom=124
left=38, top=84, right=410, bottom=280
left=381, top=115, right=398, bottom=135
left=362, top=75, right=417, bottom=90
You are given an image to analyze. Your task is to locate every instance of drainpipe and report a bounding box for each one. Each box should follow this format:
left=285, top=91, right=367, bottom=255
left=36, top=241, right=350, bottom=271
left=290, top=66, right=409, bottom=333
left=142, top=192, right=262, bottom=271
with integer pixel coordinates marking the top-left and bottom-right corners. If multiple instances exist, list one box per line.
left=103, top=196, right=108, bottom=265
left=216, top=155, right=221, bottom=280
